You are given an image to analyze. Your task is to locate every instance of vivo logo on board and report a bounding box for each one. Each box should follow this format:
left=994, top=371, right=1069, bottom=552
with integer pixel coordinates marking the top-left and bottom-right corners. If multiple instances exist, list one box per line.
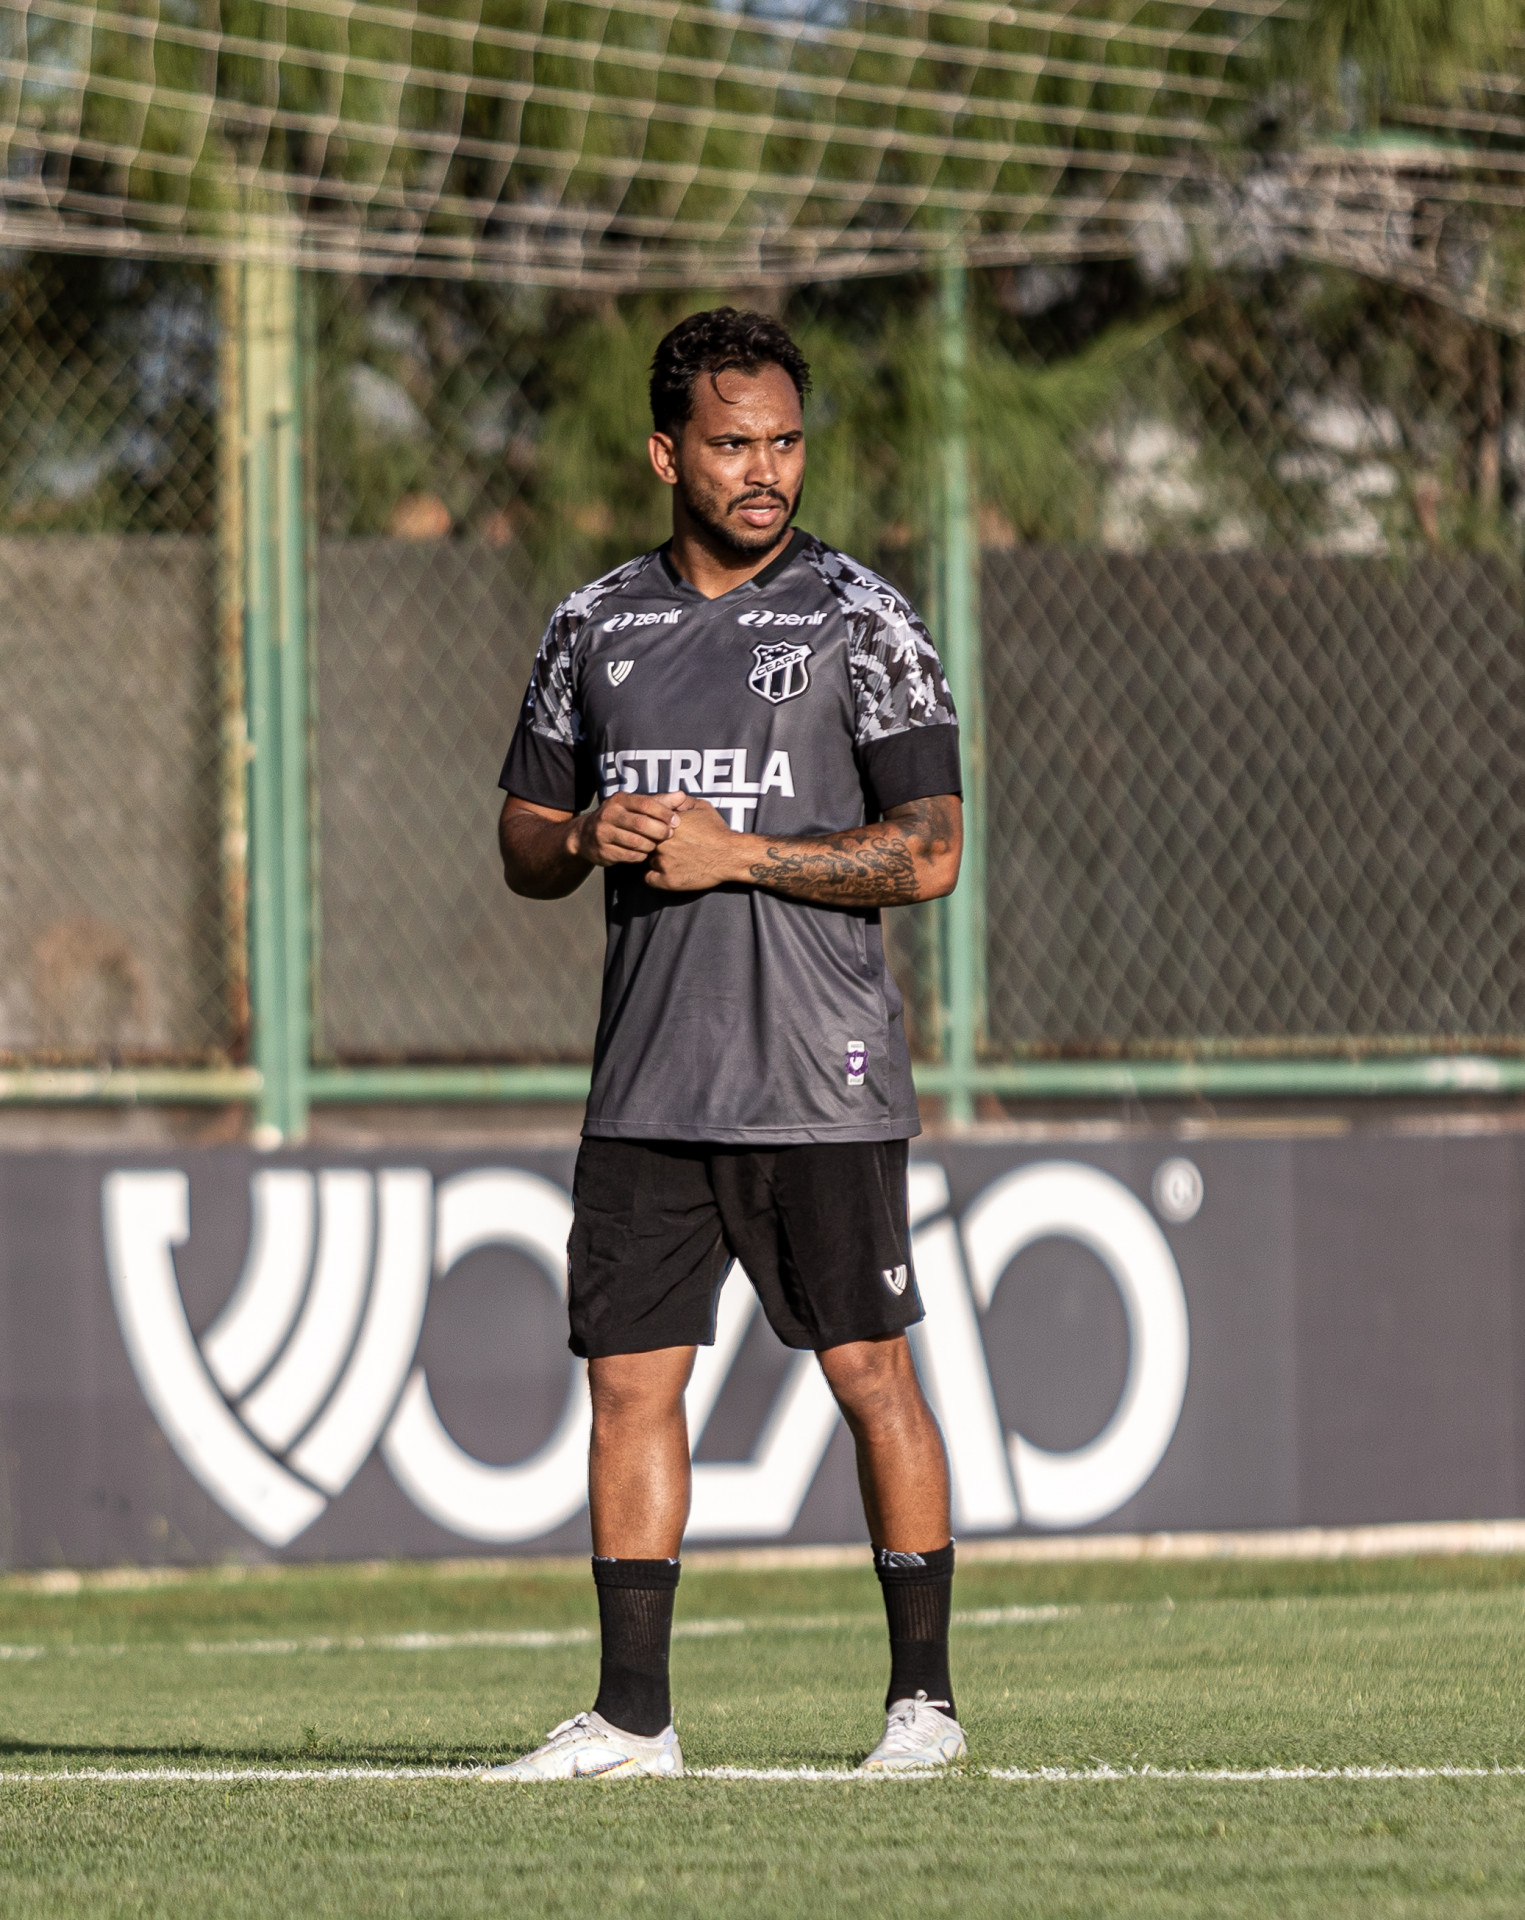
left=101, top=1160, right=1194, bottom=1551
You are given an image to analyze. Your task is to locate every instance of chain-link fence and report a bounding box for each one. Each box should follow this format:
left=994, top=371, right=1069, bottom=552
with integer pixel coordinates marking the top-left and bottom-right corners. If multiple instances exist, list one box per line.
left=0, top=254, right=232, bottom=1068
left=7, top=248, right=1525, bottom=1080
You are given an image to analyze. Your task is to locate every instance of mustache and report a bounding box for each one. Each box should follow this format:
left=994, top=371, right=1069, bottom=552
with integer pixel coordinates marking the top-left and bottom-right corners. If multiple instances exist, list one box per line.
left=728, top=487, right=789, bottom=511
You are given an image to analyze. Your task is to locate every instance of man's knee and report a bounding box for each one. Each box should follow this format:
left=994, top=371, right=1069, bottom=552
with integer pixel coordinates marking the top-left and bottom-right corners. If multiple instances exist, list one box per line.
left=818, top=1335, right=924, bottom=1426
left=589, top=1347, right=695, bottom=1430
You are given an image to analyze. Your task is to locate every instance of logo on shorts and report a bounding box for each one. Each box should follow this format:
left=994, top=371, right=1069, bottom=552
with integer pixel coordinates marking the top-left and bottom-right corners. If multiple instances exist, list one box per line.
left=882, top=1264, right=909, bottom=1297
left=845, top=1040, right=866, bottom=1087
left=606, top=660, right=634, bottom=686
left=747, top=641, right=812, bottom=704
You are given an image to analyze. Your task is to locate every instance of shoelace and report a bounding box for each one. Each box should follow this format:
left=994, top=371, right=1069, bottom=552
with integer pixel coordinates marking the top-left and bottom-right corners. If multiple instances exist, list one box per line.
left=878, top=1691, right=948, bottom=1753
left=540, top=1713, right=598, bottom=1748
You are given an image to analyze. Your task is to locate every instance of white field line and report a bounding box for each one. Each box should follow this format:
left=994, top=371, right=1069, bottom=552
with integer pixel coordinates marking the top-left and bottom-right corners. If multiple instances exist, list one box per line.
left=691, top=1764, right=1525, bottom=1784
left=0, top=1605, right=1069, bottom=1663
left=2, top=1763, right=1525, bottom=1787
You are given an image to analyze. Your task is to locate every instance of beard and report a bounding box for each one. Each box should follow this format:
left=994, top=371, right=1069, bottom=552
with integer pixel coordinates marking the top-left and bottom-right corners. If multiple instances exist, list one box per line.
left=674, top=465, right=801, bottom=560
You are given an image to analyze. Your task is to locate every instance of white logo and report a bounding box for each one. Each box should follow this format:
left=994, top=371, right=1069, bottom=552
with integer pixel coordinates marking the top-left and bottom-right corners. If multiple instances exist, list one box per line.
left=102, top=1167, right=589, bottom=1549
left=846, top=1039, right=867, bottom=1086
left=1152, top=1157, right=1204, bottom=1223
left=747, top=641, right=812, bottom=704
left=598, top=747, right=795, bottom=828
left=606, top=660, right=634, bottom=686
left=601, top=608, right=681, bottom=633
left=103, top=1158, right=1190, bottom=1549
left=930, top=1161, right=1191, bottom=1530
left=737, top=608, right=826, bottom=629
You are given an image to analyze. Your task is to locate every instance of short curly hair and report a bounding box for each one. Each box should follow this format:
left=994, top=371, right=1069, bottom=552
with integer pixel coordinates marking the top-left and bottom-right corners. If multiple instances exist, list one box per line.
left=649, top=307, right=811, bottom=436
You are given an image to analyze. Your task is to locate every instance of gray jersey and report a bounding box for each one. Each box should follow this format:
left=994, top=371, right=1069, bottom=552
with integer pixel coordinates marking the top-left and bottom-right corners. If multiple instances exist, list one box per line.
left=499, top=529, right=961, bottom=1144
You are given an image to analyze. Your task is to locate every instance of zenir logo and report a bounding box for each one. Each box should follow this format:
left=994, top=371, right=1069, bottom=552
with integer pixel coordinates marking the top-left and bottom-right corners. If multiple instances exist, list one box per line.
left=737, top=609, right=825, bottom=629
left=601, top=608, right=681, bottom=633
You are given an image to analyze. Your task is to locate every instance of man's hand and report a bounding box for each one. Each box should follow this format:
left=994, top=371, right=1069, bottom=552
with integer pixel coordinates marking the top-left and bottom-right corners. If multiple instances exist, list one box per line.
left=570, top=791, right=683, bottom=868
left=499, top=791, right=680, bottom=899
left=504, top=790, right=961, bottom=908
left=645, top=796, right=747, bottom=892
left=643, top=793, right=962, bottom=905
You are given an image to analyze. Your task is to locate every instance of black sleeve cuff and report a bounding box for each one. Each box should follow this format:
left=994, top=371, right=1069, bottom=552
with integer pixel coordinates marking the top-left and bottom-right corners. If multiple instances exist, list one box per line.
left=858, top=725, right=962, bottom=814
left=499, top=726, right=595, bottom=813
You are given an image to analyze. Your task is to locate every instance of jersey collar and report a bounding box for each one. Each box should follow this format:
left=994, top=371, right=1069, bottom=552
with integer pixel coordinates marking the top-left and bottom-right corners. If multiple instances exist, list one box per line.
left=657, top=526, right=807, bottom=600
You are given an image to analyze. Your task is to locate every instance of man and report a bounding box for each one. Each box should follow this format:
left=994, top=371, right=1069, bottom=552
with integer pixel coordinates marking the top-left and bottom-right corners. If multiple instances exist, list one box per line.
left=487, top=307, right=965, bottom=1780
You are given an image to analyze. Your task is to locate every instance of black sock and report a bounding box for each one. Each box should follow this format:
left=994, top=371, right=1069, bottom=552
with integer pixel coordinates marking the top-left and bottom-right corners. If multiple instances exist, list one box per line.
left=874, top=1542, right=955, bottom=1718
left=591, top=1556, right=680, bottom=1738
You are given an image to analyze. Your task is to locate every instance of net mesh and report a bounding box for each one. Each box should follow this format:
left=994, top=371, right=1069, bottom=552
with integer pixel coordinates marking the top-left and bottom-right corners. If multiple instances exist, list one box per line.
left=0, top=0, right=1262, bottom=283
left=300, top=267, right=1525, bottom=1066
left=9, top=253, right=1525, bottom=1069
left=0, top=251, right=232, bottom=1066
left=983, top=549, right=1525, bottom=1056
left=9, top=0, right=1525, bottom=1073
left=4, top=0, right=1525, bottom=325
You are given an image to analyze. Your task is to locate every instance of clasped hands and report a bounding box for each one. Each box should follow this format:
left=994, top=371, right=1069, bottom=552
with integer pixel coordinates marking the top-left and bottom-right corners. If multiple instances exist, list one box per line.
left=566, top=790, right=751, bottom=892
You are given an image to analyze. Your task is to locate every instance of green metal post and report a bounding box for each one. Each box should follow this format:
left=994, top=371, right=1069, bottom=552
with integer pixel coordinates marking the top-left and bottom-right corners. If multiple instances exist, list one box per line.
left=242, top=256, right=312, bottom=1144
left=936, top=258, right=985, bottom=1126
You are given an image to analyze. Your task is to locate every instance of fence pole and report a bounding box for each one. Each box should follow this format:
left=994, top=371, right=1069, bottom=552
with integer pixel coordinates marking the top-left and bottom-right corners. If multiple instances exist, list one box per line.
left=242, top=254, right=311, bottom=1145
left=216, top=263, right=252, bottom=1064
left=936, top=258, right=985, bottom=1126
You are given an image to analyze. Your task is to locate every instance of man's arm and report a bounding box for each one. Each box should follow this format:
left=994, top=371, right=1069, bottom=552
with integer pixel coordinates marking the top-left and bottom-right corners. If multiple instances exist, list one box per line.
left=498, top=793, right=683, bottom=899
left=644, top=794, right=962, bottom=906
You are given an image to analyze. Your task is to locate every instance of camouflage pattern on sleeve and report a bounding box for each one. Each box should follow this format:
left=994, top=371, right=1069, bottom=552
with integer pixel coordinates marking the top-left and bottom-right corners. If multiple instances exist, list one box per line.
left=519, top=550, right=659, bottom=744
left=800, top=535, right=958, bottom=744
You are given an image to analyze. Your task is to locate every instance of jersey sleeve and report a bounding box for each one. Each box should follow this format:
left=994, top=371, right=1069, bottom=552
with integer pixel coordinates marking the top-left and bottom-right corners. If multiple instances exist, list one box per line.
left=848, top=594, right=962, bottom=814
left=498, top=606, right=596, bottom=813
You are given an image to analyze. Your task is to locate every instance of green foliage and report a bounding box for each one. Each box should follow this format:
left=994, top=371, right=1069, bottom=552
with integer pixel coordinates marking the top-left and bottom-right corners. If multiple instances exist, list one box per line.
left=507, top=286, right=1139, bottom=583
left=969, top=318, right=1158, bottom=544
left=52, top=0, right=1250, bottom=247
left=315, top=277, right=541, bottom=539
left=0, top=256, right=217, bottom=535
left=531, top=302, right=676, bottom=586
left=1280, top=0, right=1525, bottom=113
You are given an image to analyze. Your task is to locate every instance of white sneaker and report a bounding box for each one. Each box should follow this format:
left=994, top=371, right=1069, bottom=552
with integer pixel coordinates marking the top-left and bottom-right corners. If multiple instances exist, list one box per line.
left=480, top=1711, right=683, bottom=1782
left=861, top=1692, right=967, bottom=1771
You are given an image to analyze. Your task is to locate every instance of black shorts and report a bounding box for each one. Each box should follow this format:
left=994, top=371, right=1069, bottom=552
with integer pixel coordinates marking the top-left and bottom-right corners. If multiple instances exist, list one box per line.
left=567, top=1137, right=923, bottom=1358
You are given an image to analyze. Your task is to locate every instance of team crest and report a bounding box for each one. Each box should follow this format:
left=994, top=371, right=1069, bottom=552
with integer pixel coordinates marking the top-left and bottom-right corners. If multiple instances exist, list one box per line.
left=747, top=641, right=811, bottom=705
left=845, top=1040, right=866, bottom=1086
left=606, top=660, right=634, bottom=686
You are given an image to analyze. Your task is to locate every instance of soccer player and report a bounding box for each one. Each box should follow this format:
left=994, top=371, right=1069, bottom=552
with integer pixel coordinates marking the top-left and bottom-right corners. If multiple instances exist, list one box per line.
left=487, top=307, right=966, bottom=1779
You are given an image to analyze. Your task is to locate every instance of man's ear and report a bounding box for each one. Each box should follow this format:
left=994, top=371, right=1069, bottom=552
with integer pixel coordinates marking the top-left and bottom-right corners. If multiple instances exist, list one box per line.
left=648, top=430, right=679, bottom=486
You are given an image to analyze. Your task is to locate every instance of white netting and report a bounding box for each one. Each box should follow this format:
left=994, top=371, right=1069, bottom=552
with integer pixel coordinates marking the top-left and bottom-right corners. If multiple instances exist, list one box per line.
left=3, top=0, right=1522, bottom=305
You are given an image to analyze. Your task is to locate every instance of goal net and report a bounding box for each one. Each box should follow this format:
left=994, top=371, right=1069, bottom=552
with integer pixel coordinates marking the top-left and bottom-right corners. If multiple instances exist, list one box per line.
left=3, top=1, right=1524, bottom=304
left=0, top=0, right=1346, bottom=288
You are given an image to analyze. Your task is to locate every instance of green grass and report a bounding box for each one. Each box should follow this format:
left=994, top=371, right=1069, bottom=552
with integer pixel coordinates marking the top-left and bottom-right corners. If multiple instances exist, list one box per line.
left=0, top=1553, right=1522, bottom=1915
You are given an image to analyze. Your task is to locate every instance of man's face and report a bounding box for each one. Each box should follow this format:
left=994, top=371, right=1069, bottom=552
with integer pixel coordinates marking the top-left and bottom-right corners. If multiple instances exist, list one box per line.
left=649, top=362, right=805, bottom=559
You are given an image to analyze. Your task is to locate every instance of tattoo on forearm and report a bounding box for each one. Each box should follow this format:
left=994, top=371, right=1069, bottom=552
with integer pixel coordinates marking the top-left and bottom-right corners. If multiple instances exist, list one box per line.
left=744, top=795, right=959, bottom=906
left=751, top=834, right=920, bottom=904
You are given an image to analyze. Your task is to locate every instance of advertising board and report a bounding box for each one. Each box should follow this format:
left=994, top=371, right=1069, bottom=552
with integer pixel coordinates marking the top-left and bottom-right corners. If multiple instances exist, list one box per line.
left=0, top=1132, right=1519, bottom=1566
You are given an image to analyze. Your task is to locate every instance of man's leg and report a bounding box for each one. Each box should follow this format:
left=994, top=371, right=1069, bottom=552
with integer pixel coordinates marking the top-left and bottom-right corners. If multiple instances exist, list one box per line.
left=484, top=1344, right=696, bottom=1780
left=816, top=1334, right=949, bottom=1550
left=818, top=1336, right=964, bottom=1766
left=586, top=1346, right=695, bottom=1738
